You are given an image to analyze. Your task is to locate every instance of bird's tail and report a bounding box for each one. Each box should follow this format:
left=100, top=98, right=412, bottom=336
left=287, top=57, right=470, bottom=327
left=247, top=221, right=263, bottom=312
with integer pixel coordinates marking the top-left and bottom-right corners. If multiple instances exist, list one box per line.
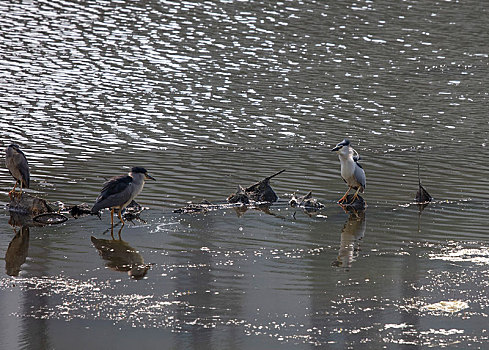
left=90, top=203, right=102, bottom=217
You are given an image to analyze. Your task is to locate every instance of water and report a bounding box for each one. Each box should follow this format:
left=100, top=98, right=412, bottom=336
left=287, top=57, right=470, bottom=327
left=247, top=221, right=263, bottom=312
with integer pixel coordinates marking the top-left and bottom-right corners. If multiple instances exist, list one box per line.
left=1, top=0, right=489, bottom=348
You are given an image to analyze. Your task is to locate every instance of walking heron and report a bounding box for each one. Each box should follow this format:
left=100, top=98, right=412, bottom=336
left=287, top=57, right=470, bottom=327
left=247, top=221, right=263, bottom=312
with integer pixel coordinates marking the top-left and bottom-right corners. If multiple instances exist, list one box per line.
left=91, top=167, right=155, bottom=226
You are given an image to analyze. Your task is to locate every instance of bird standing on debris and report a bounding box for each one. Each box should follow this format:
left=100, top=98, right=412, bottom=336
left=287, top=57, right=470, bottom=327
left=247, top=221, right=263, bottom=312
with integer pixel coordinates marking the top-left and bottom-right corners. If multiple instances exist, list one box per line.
left=331, top=139, right=366, bottom=205
left=5, top=144, right=30, bottom=199
left=91, top=167, right=155, bottom=226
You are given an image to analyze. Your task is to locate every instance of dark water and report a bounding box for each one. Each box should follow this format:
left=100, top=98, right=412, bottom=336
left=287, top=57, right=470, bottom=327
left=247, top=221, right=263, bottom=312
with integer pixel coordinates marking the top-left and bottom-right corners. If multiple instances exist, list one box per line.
left=1, top=0, right=489, bottom=348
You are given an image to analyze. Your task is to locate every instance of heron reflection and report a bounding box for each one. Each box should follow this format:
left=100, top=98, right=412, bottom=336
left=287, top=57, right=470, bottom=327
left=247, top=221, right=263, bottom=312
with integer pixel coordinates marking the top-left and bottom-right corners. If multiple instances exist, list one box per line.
left=91, top=229, right=150, bottom=280
left=332, top=209, right=366, bottom=269
left=5, top=226, right=30, bottom=276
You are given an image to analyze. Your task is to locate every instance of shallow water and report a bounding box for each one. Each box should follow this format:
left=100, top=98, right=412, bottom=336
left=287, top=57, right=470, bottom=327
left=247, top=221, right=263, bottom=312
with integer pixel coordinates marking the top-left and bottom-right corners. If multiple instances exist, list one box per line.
left=1, top=0, right=489, bottom=348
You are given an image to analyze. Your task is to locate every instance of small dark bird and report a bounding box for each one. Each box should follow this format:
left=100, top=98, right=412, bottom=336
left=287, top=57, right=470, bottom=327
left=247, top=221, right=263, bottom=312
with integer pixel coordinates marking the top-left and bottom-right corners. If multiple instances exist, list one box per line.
left=91, top=167, right=155, bottom=226
left=5, top=144, right=30, bottom=198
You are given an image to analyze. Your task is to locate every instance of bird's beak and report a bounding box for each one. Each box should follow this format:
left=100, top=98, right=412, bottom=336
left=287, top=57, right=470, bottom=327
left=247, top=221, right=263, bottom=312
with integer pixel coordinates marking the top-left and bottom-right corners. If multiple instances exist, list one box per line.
left=331, top=145, right=341, bottom=152
left=145, top=174, right=156, bottom=181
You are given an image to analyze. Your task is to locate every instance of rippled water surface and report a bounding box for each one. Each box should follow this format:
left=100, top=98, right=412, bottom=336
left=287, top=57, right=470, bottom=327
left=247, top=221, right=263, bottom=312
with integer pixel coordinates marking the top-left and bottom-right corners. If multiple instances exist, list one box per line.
left=1, top=0, right=489, bottom=348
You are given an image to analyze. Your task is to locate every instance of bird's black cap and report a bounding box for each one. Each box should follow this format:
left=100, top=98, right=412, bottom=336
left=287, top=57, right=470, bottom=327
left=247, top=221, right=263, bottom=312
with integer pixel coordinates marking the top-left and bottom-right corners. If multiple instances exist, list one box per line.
left=331, top=138, right=351, bottom=152
left=131, top=167, right=148, bottom=174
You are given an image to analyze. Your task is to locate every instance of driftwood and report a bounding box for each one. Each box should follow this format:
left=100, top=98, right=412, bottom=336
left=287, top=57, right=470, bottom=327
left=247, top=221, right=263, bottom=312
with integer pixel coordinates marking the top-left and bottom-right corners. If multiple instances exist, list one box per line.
left=5, top=192, right=148, bottom=226
left=175, top=170, right=286, bottom=214
left=227, top=169, right=285, bottom=204
left=50, top=200, right=147, bottom=223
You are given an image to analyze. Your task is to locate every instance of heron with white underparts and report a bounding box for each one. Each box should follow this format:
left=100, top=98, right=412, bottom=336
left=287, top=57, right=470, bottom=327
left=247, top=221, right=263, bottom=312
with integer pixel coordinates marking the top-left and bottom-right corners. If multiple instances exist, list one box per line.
left=91, top=167, right=155, bottom=226
left=5, top=144, right=30, bottom=199
left=331, top=139, right=366, bottom=205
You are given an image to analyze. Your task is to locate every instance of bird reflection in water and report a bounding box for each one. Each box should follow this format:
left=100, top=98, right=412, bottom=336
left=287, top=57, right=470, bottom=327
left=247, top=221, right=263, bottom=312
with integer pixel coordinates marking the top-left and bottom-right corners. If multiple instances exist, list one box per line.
left=332, top=209, right=366, bottom=269
left=5, top=226, right=30, bottom=276
left=91, top=228, right=150, bottom=280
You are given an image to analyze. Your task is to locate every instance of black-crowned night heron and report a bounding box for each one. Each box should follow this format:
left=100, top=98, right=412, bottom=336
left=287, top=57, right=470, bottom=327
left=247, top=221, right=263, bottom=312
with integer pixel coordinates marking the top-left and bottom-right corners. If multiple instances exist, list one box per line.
left=91, top=167, right=155, bottom=226
left=331, top=139, right=366, bottom=204
left=5, top=144, right=30, bottom=198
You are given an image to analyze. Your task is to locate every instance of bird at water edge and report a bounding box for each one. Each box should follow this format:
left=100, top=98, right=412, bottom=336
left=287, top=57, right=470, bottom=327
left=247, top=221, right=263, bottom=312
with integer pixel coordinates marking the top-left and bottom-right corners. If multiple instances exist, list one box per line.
left=5, top=144, right=30, bottom=199
left=331, top=139, right=366, bottom=205
left=91, top=167, right=155, bottom=226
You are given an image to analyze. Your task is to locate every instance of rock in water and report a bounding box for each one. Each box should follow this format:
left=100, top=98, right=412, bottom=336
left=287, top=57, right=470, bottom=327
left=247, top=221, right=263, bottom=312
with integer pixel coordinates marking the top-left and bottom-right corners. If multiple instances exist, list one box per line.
left=341, top=194, right=366, bottom=211
left=8, top=192, right=54, bottom=215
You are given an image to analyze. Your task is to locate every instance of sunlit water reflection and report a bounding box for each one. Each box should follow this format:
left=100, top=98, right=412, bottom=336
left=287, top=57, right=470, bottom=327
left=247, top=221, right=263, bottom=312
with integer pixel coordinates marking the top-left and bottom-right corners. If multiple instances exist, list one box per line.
left=1, top=0, right=489, bottom=348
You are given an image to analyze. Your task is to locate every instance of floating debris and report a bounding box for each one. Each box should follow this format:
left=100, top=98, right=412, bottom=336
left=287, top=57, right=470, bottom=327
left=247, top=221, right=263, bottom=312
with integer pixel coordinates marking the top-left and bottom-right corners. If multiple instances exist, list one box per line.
left=49, top=199, right=146, bottom=223
left=175, top=170, right=285, bottom=214
left=33, top=213, right=69, bottom=225
left=289, top=191, right=324, bottom=210
left=227, top=169, right=285, bottom=204
left=173, top=200, right=221, bottom=214
left=65, top=203, right=92, bottom=218
left=227, top=185, right=250, bottom=205
left=122, top=200, right=148, bottom=223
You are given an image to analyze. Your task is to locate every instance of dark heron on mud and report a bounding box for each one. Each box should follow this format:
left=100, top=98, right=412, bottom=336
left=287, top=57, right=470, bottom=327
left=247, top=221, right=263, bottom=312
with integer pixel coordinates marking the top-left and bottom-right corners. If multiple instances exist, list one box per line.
left=331, top=139, right=366, bottom=205
left=5, top=144, right=30, bottom=199
left=91, top=167, right=155, bottom=226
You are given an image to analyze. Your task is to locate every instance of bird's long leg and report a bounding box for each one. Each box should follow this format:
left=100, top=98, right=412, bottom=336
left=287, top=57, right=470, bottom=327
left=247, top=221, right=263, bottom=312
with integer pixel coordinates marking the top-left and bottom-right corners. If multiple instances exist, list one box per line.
left=338, top=186, right=352, bottom=203
left=110, top=208, right=114, bottom=227
left=8, top=181, right=18, bottom=199
left=118, top=209, right=125, bottom=226
left=349, top=187, right=361, bottom=204
left=17, top=181, right=23, bottom=198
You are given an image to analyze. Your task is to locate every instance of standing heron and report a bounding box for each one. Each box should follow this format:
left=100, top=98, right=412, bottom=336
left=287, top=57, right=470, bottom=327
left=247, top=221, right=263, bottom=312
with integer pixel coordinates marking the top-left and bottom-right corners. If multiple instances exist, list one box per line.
left=331, top=139, right=366, bottom=204
left=91, top=167, right=155, bottom=226
left=5, top=144, right=30, bottom=198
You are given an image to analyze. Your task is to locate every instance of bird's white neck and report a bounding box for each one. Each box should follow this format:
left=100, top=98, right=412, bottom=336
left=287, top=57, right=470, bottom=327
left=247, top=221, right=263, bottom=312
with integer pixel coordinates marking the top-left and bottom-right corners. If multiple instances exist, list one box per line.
left=130, top=172, right=146, bottom=193
left=338, top=147, right=353, bottom=161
